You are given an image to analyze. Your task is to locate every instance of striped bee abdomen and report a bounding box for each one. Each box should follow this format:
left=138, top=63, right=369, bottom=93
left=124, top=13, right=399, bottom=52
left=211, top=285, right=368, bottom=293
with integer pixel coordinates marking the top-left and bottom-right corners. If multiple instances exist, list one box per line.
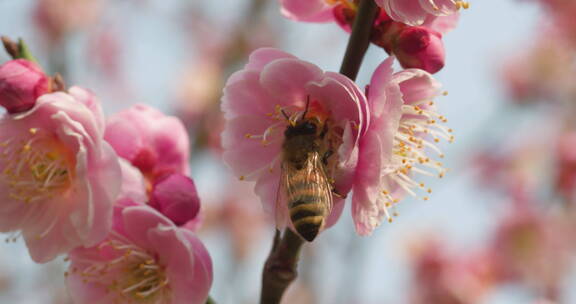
left=288, top=183, right=330, bottom=242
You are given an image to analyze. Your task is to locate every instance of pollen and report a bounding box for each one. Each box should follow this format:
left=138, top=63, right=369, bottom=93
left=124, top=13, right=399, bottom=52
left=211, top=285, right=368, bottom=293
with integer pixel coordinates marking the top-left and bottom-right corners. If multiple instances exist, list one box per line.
left=0, top=132, right=73, bottom=204
left=76, top=235, right=170, bottom=303
left=325, top=0, right=356, bottom=10
left=380, top=97, right=452, bottom=220
left=455, top=1, right=470, bottom=9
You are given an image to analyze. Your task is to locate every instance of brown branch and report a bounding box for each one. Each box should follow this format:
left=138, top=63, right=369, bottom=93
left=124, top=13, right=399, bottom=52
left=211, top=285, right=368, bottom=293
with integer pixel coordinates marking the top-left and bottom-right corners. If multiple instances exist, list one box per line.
left=260, top=229, right=303, bottom=304
left=259, top=1, right=379, bottom=303
left=339, top=0, right=379, bottom=81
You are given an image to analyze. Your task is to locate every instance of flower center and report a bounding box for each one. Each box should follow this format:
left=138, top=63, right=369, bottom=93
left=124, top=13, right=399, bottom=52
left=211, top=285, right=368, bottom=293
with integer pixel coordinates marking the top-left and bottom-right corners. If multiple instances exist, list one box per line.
left=70, top=233, right=170, bottom=303
left=240, top=99, right=342, bottom=181
left=381, top=97, right=453, bottom=222
left=0, top=128, right=74, bottom=203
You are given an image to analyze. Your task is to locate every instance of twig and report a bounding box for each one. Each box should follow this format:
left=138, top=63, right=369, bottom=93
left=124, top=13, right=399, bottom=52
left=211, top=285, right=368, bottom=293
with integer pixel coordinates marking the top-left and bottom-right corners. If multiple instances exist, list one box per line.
left=260, top=230, right=303, bottom=304
left=339, top=0, right=379, bottom=80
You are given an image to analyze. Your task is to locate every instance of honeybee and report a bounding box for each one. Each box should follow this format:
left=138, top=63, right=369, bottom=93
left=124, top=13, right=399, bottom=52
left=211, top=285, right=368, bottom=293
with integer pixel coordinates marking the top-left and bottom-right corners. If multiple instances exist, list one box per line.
left=277, top=99, right=334, bottom=242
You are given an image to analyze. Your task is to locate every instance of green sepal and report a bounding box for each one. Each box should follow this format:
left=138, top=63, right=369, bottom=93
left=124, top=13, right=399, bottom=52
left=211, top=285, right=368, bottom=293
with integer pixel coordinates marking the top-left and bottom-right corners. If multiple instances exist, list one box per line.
left=17, top=39, right=38, bottom=63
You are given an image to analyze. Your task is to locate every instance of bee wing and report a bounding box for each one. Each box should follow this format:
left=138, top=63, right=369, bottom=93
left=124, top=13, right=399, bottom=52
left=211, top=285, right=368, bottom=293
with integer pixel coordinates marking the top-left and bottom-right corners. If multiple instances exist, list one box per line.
left=308, top=152, right=333, bottom=220
left=274, top=161, right=293, bottom=230
left=276, top=153, right=334, bottom=231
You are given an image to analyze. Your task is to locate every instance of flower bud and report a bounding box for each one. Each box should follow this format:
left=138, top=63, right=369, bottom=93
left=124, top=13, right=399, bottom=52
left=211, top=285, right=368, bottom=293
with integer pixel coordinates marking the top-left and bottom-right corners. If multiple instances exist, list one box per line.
left=0, top=59, right=49, bottom=113
left=392, top=27, right=445, bottom=74
left=150, top=173, right=200, bottom=226
left=332, top=4, right=356, bottom=32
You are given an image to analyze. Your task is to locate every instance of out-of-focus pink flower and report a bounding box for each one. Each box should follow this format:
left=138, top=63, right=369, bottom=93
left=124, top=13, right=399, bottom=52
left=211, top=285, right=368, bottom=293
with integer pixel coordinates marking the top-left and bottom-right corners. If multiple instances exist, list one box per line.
left=536, top=0, right=576, bottom=42
left=149, top=173, right=200, bottom=226
left=221, top=48, right=368, bottom=234
left=200, top=178, right=268, bottom=260
left=375, top=0, right=465, bottom=26
left=555, top=131, right=576, bottom=201
left=88, top=27, right=122, bottom=80
left=34, top=0, right=104, bottom=42
left=66, top=205, right=212, bottom=304
left=176, top=59, right=223, bottom=125
left=352, top=58, right=452, bottom=235
left=0, top=87, right=121, bottom=263
left=408, top=238, right=493, bottom=304
left=471, top=131, right=551, bottom=199
left=392, top=27, right=445, bottom=73
left=489, top=201, right=571, bottom=298
left=0, top=59, right=50, bottom=114
left=104, top=104, right=190, bottom=183
left=279, top=0, right=337, bottom=22
left=501, top=26, right=576, bottom=104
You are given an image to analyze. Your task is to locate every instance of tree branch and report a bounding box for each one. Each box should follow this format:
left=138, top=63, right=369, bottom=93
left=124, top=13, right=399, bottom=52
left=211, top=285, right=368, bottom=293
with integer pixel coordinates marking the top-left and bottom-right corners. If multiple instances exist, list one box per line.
left=339, top=0, right=379, bottom=81
left=260, top=229, right=303, bottom=304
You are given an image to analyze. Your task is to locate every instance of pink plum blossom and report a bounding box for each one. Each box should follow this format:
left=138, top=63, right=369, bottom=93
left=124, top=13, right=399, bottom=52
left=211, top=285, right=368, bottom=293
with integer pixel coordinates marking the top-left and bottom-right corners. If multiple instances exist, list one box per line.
left=0, top=59, right=50, bottom=114
left=221, top=48, right=368, bottom=234
left=375, top=0, right=466, bottom=26
left=104, top=104, right=190, bottom=183
left=352, top=57, right=452, bottom=235
left=0, top=87, right=121, bottom=263
left=66, top=204, right=212, bottom=304
left=34, top=0, right=104, bottom=42
left=118, top=158, right=147, bottom=205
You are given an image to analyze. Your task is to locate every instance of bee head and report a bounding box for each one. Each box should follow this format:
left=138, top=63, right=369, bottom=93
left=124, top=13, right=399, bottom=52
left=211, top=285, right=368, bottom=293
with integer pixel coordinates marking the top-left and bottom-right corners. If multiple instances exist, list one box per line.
left=284, top=119, right=319, bottom=138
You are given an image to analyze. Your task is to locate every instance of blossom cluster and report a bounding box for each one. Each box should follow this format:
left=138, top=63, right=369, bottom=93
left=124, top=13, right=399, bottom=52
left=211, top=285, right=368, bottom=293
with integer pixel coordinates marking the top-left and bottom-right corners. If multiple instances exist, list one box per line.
left=0, top=55, right=212, bottom=303
left=222, top=47, right=453, bottom=236
left=281, top=0, right=466, bottom=73
left=216, top=0, right=460, bottom=244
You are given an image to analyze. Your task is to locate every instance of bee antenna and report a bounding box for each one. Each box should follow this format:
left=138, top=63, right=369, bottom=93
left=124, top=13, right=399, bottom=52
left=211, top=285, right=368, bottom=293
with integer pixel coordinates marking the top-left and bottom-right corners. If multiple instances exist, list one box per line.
left=281, top=109, right=290, bottom=121
left=302, top=96, right=310, bottom=119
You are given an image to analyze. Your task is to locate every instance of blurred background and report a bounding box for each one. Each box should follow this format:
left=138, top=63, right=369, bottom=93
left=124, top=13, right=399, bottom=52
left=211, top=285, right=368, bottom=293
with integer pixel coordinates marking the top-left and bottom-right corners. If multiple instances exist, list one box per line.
left=1, top=0, right=575, bottom=303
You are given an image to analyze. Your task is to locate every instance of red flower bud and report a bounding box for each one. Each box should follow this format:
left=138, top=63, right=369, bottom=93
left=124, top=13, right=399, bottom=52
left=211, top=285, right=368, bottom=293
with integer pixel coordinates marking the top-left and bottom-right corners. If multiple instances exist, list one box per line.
left=150, top=173, right=201, bottom=226
left=393, top=27, right=445, bottom=74
left=0, top=59, right=49, bottom=113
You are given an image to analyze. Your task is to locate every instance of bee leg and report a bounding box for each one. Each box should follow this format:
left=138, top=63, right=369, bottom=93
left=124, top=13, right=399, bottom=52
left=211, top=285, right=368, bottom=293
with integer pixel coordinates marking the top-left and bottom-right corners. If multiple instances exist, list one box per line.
left=320, top=120, right=329, bottom=139
left=322, top=149, right=333, bottom=166
left=332, top=188, right=347, bottom=199
left=271, top=229, right=281, bottom=251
